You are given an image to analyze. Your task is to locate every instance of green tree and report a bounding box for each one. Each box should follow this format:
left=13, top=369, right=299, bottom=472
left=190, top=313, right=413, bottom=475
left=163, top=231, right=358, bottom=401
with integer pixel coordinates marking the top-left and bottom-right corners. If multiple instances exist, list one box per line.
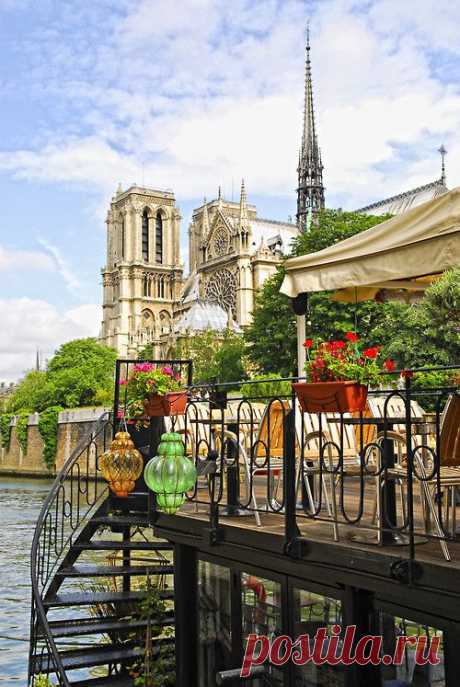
left=41, top=338, right=117, bottom=409
left=6, top=370, right=47, bottom=413
left=6, top=338, right=117, bottom=412
left=244, top=209, right=390, bottom=374
left=172, top=329, right=247, bottom=385
left=243, top=268, right=297, bottom=377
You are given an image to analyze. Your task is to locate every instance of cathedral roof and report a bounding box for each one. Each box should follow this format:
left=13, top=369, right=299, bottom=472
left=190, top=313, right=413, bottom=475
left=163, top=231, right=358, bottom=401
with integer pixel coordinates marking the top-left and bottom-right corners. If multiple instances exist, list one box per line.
left=355, top=178, right=448, bottom=217
left=250, top=218, right=298, bottom=255
left=173, top=299, right=241, bottom=334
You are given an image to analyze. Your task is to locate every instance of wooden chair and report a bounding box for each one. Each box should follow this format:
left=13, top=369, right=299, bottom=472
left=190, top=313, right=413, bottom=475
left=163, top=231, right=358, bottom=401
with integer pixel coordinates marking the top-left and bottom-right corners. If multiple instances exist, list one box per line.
left=367, top=394, right=458, bottom=561
left=418, top=395, right=460, bottom=558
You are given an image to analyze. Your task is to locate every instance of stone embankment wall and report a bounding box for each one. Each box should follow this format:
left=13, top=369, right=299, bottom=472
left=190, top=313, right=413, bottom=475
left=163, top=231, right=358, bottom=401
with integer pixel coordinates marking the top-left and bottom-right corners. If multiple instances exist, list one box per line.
left=0, top=408, right=109, bottom=477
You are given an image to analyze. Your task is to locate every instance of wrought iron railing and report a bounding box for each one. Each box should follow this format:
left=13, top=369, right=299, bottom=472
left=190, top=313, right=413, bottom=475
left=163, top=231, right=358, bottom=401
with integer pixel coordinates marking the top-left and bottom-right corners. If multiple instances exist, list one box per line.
left=28, top=410, right=113, bottom=686
left=149, top=365, right=460, bottom=572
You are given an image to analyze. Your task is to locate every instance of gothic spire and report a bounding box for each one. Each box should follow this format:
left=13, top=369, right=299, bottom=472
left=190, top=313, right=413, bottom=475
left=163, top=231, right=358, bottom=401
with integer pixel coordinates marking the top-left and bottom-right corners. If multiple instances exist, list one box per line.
left=296, top=23, right=325, bottom=231
left=439, top=144, right=447, bottom=185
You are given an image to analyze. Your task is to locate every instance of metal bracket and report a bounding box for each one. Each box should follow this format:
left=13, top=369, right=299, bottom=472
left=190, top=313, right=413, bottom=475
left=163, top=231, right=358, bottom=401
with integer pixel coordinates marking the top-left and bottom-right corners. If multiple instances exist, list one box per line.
left=284, top=537, right=307, bottom=559
left=390, top=559, right=423, bottom=584
left=203, top=526, right=224, bottom=546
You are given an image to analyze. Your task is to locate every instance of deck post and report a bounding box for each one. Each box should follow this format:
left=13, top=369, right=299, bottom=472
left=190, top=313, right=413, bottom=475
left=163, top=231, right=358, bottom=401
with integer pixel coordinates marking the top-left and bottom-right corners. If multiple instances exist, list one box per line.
left=174, top=543, right=198, bottom=687
left=284, top=403, right=300, bottom=548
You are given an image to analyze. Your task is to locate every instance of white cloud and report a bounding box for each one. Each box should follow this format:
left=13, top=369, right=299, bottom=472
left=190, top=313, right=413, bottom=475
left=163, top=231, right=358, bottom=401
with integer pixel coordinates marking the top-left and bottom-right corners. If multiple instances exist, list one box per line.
left=1, top=0, right=459, bottom=212
left=0, top=298, right=101, bottom=383
left=0, top=244, right=54, bottom=272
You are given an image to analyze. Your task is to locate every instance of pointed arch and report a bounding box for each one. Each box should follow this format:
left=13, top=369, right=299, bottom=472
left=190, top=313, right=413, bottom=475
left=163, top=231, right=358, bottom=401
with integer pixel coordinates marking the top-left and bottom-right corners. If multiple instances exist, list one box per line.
left=155, top=210, right=163, bottom=264
left=121, top=216, right=125, bottom=259
left=142, top=208, right=149, bottom=261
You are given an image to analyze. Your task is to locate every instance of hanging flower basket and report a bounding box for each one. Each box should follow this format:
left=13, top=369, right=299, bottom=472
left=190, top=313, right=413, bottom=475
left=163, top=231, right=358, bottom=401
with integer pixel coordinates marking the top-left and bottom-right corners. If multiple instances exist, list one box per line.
left=295, top=333, right=396, bottom=414
left=122, top=363, right=187, bottom=423
left=143, top=391, right=188, bottom=417
left=293, top=380, right=368, bottom=414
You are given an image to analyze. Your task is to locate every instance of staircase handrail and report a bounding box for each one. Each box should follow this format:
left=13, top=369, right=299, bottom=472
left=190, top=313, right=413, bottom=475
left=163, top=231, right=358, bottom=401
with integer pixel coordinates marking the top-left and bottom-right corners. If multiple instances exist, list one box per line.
left=29, top=410, right=113, bottom=686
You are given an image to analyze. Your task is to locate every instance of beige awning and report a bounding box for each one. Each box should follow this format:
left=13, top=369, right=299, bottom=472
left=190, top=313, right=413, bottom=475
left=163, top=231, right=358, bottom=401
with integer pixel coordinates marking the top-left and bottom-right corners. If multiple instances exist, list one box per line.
left=281, top=186, right=460, bottom=297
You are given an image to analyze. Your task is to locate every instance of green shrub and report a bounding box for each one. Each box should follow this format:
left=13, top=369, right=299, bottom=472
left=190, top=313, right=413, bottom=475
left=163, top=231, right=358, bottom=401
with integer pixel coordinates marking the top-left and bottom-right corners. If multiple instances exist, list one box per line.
left=38, top=406, right=64, bottom=471
left=16, top=412, right=30, bottom=454
left=240, top=374, right=292, bottom=399
left=0, top=413, right=13, bottom=450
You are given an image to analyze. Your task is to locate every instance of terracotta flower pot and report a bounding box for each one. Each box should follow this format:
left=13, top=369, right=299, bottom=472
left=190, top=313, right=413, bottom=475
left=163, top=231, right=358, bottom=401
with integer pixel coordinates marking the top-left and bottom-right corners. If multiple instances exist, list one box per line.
left=143, top=391, right=187, bottom=417
left=293, top=381, right=368, bottom=414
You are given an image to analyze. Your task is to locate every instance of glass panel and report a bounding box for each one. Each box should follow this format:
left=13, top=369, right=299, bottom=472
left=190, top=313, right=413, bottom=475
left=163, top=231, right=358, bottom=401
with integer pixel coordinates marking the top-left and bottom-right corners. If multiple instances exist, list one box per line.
left=241, top=572, right=284, bottom=687
left=293, top=588, right=344, bottom=687
left=198, top=561, right=232, bottom=687
left=378, top=612, right=445, bottom=687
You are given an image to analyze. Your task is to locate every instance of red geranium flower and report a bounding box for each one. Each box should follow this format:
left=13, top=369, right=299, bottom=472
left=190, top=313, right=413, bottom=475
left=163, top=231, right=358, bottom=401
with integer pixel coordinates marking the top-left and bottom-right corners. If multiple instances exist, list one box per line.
left=345, top=332, right=359, bottom=342
left=332, top=340, right=346, bottom=349
left=303, top=339, right=314, bottom=349
left=363, top=347, right=380, bottom=359
left=383, top=359, right=396, bottom=372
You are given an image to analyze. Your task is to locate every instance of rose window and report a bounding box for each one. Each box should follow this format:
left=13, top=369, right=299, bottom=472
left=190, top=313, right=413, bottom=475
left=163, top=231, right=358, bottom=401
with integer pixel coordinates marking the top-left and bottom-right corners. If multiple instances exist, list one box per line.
left=205, top=269, right=237, bottom=316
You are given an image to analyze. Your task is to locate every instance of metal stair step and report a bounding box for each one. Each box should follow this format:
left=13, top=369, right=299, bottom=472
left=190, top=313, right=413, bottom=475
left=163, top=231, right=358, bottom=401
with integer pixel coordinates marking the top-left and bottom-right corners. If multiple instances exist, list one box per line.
left=43, top=589, right=174, bottom=608
left=32, top=638, right=175, bottom=673
left=57, top=564, right=174, bottom=578
left=70, top=676, right=134, bottom=687
left=92, top=515, right=151, bottom=528
left=45, top=612, right=174, bottom=638
left=72, top=540, right=172, bottom=552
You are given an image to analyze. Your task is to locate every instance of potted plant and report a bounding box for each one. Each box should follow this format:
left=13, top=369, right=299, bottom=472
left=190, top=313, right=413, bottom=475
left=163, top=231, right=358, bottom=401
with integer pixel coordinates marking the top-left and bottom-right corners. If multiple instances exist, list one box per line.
left=293, top=332, right=396, bottom=413
left=123, top=364, right=187, bottom=420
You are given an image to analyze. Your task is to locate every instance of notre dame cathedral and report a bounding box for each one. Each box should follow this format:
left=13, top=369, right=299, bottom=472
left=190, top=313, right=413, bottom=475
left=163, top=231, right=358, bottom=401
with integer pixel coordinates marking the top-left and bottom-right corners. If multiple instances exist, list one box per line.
left=100, top=30, right=448, bottom=358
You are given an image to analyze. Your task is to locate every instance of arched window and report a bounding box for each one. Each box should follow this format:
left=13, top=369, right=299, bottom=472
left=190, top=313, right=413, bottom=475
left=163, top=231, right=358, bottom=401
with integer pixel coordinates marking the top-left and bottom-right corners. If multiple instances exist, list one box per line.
left=142, top=209, right=149, bottom=261
left=121, top=217, right=125, bottom=259
left=155, top=211, right=163, bottom=264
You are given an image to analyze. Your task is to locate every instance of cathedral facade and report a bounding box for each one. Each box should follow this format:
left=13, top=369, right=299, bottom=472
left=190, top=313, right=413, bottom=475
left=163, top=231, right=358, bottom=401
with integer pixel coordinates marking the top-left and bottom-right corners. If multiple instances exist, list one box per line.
left=100, top=181, right=298, bottom=358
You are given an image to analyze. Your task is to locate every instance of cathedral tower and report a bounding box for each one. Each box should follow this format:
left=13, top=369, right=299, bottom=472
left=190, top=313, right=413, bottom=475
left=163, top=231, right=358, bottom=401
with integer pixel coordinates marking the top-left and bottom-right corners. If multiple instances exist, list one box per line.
left=100, top=185, right=183, bottom=357
left=296, top=26, right=325, bottom=231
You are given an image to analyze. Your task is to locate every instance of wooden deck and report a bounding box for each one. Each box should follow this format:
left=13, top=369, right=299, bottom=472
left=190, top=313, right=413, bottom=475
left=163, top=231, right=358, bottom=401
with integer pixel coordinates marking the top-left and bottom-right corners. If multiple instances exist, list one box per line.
left=176, top=477, right=460, bottom=570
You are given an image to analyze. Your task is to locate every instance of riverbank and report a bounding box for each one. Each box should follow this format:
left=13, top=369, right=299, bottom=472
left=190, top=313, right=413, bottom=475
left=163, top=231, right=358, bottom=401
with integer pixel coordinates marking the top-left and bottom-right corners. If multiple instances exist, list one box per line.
left=0, top=407, right=108, bottom=477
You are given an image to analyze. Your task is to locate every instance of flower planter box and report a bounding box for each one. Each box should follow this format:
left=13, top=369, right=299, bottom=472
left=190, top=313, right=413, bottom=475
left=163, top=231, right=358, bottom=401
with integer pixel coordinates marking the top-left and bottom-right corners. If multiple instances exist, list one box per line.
left=293, top=381, right=368, bottom=414
left=143, top=391, right=187, bottom=417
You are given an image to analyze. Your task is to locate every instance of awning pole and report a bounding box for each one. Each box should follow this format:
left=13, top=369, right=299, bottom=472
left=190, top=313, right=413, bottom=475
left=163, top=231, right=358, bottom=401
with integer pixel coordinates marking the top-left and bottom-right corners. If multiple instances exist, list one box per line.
left=296, top=315, right=306, bottom=378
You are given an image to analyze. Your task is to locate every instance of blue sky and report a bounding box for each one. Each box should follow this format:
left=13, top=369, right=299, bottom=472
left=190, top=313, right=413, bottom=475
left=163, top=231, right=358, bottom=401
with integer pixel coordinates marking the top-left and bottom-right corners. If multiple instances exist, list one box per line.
left=1, top=0, right=460, bottom=381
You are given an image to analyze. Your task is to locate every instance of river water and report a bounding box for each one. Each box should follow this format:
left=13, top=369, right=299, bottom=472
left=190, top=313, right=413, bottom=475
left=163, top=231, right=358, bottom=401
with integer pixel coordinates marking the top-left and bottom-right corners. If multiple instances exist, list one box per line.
left=0, top=476, right=52, bottom=685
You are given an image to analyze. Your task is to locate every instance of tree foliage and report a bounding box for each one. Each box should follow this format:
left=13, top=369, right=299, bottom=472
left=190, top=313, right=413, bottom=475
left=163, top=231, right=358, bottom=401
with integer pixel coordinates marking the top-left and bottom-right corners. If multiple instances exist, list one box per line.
left=38, top=405, right=64, bottom=471
left=244, top=210, right=390, bottom=375
left=243, top=268, right=297, bottom=377
left=6, top=338, right=117, bottom=412
left=171, top=329, right=247, bottom=385
left=16, top=412, right=30, bottom=454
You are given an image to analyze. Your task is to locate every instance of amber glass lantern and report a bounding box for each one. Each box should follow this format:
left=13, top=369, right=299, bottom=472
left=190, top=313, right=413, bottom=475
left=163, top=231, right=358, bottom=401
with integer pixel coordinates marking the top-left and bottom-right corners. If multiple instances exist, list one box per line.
left=99, top=431, right=144, bottom=497
left=144, top=432, right=197, bottom=514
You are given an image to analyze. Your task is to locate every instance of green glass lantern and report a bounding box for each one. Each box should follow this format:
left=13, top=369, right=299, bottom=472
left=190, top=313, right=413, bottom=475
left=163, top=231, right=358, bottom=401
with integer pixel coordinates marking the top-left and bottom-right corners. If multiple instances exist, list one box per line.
left=144, top=432, right=197, bottom=514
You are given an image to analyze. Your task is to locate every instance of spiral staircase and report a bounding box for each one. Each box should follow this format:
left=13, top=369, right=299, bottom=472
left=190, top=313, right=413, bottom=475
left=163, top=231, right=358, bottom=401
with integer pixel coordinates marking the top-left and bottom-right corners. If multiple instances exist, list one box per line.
left=28, top=412, right=175, bottom=687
